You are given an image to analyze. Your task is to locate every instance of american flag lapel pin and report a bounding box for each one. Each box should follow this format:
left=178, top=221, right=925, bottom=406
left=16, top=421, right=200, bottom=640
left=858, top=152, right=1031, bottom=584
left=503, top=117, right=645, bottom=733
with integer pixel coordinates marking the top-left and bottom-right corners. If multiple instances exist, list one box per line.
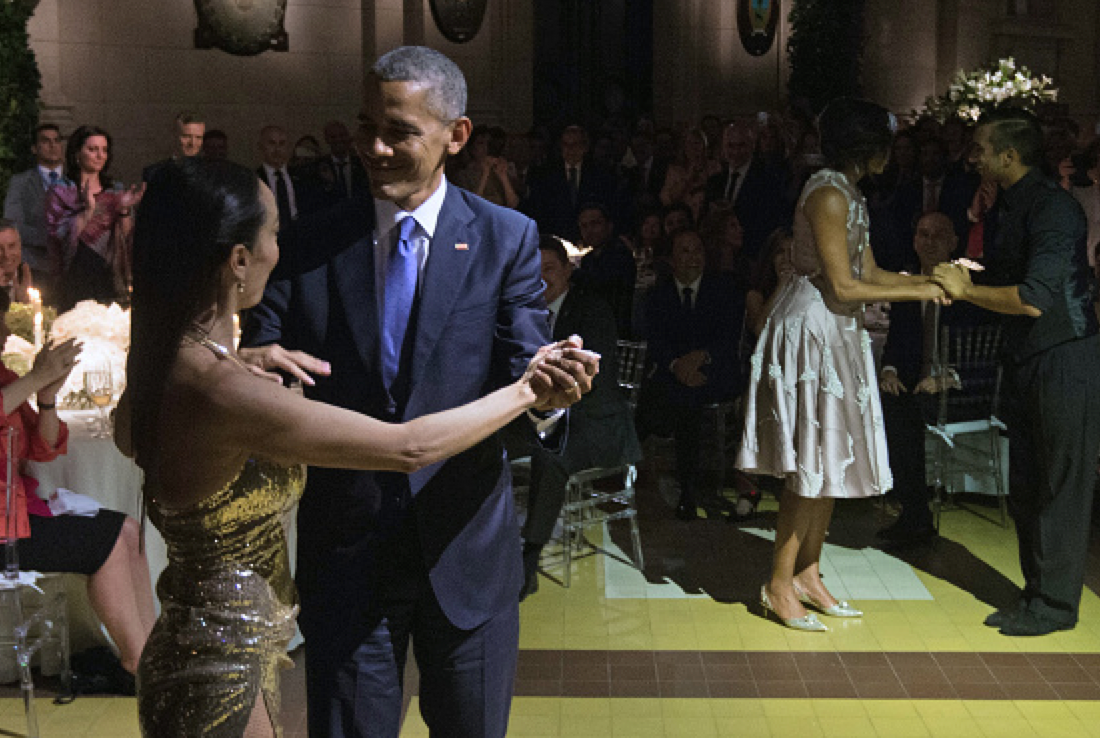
left=455, top=242, right=469, bottom=251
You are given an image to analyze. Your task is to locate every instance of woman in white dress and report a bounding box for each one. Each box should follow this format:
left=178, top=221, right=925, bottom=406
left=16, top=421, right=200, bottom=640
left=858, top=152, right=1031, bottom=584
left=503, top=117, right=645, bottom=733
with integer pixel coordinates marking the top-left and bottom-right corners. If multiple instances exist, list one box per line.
left=737, top=99, right=945, bottom=631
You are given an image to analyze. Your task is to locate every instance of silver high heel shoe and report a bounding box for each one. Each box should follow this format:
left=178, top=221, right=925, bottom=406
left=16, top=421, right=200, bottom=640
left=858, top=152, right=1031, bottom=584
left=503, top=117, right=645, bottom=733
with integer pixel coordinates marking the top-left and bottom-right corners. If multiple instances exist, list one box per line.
left=760, top=586, right=828, bottom=632
left=794, top=583, right=863, bottom=618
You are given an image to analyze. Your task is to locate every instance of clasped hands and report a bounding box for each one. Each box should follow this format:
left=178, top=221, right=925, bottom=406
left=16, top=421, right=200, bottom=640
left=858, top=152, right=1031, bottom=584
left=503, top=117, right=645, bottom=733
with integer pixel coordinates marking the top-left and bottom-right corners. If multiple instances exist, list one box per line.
left=928, top=261, right=977, bottom=304
left=671, top=350, right=709, bottom=388
left=524, top=335, right=600, bottom=411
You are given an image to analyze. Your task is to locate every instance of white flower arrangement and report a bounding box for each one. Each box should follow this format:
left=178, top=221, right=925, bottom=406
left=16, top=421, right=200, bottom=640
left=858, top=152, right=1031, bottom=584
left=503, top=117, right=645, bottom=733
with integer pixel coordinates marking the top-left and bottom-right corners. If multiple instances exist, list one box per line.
left=2, top=301, right=131, bottom=407
left=919, top=57, right=1057, bottom=123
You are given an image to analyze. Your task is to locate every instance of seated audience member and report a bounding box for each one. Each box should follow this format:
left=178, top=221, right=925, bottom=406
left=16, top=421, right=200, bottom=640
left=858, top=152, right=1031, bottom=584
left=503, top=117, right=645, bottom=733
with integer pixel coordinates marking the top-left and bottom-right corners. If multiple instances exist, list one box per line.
left=622, top=131, right=667, bottom=211
left=0, top=220, right=34, bottom=303
left=201, top=129, right=229, bottom=162
left=451, top=125, right=521, bottom=208
left=877, top=212, right=985, bottom=543
left=630, top=208, right=668, bottom=288
left=0, top=290, right=154, bottom=691
left=661, top=127, right=720, bottom=208
left=636, top=229, right=745, bottom=521
left=1072, top=140, right=1100, bottom=266
left=574, top=203, right=637, bottom=338
left=315, top=120, right=368, bottom=203
left=3, top=123, right=65, bottom=294
left=256, top=125, right=307, bottom=226
left=514, top=236, right=642, bottom=599
left=745, top=227, right=794, bottom=337
left=705, top=122, right=787, bottom=260
left=142, top=112, right=205, bottom=184
left=662, top=201, right=694, bottom=238
left=700, top=207, right=752, bottom=293
left=45, top=125, right=144, bottom=312
left=889, top=137, right=979, bottom=260
left=526, top=125, right=619, bottom=241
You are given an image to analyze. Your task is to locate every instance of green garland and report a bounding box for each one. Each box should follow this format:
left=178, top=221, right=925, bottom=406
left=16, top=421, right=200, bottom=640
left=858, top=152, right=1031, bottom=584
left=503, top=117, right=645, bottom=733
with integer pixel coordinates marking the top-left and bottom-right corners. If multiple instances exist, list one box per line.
left=787, top=0, right=866, bottom=113
left=0, top=0, right=41, bottom=204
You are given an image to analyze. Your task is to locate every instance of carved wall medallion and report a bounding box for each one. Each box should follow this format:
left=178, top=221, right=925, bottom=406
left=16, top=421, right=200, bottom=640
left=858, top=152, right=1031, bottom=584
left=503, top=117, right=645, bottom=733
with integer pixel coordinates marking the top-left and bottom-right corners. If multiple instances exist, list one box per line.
left=429, top=0, right=489, bottom=44
left=194, top=0, right=289, bottom=56
left=737, top=0, right=780, bottom=57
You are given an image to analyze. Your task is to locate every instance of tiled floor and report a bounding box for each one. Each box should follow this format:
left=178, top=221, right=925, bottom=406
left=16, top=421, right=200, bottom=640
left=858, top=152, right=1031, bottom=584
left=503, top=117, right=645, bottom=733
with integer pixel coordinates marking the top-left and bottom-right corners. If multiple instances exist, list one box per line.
left=5, top=481, right=1100, bottom=737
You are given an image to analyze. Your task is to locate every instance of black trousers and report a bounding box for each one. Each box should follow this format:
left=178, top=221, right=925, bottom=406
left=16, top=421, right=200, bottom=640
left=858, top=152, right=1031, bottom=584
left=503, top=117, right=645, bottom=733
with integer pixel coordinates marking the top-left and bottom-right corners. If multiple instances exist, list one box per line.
left=1002, top=335, right=1100, bottom=625
left=881, top=390, right=937, bottom=528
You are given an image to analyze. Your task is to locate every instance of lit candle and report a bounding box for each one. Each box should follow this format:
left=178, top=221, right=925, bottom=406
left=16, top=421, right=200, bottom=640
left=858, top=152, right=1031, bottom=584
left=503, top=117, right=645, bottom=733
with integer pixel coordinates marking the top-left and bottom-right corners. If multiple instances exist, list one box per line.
left=28, top=288, right=43, bottom=350
left=232, top=314, right=241, bottom=350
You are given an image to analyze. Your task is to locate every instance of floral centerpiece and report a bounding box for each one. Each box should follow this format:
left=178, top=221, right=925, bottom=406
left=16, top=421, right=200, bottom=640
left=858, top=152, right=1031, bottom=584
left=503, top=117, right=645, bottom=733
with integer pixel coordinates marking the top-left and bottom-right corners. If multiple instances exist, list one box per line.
left=3, top=300, right=130, bottom=407
left=918, top=57, right=1057, bottom=123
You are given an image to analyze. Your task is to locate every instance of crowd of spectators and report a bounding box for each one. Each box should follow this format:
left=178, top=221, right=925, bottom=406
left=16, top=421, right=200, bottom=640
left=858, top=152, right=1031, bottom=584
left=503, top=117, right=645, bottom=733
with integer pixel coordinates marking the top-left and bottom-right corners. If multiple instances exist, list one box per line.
left=4, top=106, right=1099, bottom=534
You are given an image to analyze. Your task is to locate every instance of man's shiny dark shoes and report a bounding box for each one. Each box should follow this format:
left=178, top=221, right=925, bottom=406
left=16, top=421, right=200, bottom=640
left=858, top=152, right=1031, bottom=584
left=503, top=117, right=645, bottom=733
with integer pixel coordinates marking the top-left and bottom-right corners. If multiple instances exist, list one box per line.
left=999, top=610, right=1075, bottom=637
left=984, top=600, right=1026, bottom=628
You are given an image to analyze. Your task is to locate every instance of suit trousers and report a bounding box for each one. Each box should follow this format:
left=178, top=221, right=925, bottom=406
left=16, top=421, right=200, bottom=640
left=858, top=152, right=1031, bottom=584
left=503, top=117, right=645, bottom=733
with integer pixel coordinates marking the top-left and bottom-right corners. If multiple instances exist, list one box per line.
left=302, top=490, right=520, bottom=738
left=881, top=390, right=936, bottom=528
left=1002, top=334, right=1100, bottom=625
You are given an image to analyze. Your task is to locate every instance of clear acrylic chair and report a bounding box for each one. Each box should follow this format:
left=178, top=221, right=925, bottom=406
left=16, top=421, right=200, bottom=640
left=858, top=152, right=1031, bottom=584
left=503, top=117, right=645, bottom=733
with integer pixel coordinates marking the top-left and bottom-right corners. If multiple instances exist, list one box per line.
left=925, top=323, right=1009, bottom=529
left=0, top=426, right=72, bottom=738
left=615, top=340, right=647, bottom=408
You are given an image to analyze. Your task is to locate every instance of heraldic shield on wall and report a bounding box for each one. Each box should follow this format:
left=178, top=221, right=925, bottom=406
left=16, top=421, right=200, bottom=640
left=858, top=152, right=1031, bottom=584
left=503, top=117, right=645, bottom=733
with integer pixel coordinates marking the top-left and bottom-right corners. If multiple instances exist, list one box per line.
left=429, top=0, right=489, bottom=44
left=738, top=0, right=780, bottom=57
left=194, top=0, right=289, bottom=55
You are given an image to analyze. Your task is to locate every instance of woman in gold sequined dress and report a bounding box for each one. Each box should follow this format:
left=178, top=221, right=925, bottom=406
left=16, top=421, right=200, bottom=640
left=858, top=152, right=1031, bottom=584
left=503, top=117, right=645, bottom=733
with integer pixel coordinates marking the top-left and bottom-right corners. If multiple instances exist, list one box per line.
left=115, top=159, right=586, bottom=737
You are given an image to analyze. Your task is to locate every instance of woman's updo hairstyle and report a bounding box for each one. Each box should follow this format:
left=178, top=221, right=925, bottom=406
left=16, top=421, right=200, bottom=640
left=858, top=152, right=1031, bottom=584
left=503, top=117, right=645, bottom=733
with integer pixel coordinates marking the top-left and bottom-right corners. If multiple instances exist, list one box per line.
left=817, top=98, right=896, bottom=175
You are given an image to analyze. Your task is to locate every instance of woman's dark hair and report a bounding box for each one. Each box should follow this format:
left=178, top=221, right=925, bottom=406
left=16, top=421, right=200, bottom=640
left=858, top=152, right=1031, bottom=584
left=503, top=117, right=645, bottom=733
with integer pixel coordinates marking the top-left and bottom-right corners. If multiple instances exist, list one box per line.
left=128, top=158, right=266, bottom=491
left=752, top=227, right=794, bottom=300
left=817, top=98, right=895, bottom=174
left=0, top=289, right=11, bottom=316
left=64, top=125, right=115, bottom=188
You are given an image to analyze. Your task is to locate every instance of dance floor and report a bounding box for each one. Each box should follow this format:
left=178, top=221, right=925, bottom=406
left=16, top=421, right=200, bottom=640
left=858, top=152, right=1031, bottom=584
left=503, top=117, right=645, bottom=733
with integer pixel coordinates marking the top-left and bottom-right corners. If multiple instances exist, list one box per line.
left=5, top=479, right=1100, bottom=737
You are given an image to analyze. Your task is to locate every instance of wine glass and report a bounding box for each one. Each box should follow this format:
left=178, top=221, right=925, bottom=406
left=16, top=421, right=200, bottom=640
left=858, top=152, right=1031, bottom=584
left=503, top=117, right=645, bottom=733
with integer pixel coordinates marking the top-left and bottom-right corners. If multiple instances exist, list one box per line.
left=83, top=365, right=114, bottom=438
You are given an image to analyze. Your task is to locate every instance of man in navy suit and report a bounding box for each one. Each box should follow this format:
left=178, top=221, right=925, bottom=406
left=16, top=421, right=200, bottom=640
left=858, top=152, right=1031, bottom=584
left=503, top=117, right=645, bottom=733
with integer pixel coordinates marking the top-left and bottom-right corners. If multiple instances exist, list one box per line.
left=636, top=229, right=745, bottom=520
left=241, top=47, right=596, bottom=737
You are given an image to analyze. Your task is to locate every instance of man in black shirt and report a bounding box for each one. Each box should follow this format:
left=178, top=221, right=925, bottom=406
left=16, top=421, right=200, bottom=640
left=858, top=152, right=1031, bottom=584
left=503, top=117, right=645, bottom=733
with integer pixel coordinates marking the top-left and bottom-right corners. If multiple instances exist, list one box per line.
left=933, top=109, right=1100, bottom=637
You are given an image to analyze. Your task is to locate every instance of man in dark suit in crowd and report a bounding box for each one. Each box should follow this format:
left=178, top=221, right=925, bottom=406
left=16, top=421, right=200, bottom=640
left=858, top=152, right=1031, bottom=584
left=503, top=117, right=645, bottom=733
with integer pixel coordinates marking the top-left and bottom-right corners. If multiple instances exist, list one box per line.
left=3, top=123, right=65, bottom=294
left=889, top=137, right=980, bottom=260
left=516, top=236, right=642, bottom=598
left=316, top=120, right=370, bottom=204
left=933, top=109, right=1100, bottom=637
left=574, top=202, right=636, bottom=338
left=142, top=112, right=205, bottom=184
left=637, top=229, right=745, bottom=520
left=256, top=124, right=326, bottom=224
left=877, top=212, right=985, bottom=544
left=704, top=122, right=786, bottom=261
left=622, top=131, right=667, bottom=211
left=242, top=46, right=596, bottom=737
left=525, top=125, right=619, bottom=241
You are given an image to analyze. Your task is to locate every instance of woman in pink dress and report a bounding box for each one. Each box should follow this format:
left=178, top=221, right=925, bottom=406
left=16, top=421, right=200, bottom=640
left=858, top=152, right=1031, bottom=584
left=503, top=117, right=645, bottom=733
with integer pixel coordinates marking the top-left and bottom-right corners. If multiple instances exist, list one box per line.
left=737, top=99, right=945, bottom=631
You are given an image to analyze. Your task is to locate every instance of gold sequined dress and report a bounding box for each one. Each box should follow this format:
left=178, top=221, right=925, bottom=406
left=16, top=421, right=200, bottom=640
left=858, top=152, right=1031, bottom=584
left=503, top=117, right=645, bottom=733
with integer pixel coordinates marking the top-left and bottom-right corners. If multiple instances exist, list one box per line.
left=138, top=459, right=306, bottom=737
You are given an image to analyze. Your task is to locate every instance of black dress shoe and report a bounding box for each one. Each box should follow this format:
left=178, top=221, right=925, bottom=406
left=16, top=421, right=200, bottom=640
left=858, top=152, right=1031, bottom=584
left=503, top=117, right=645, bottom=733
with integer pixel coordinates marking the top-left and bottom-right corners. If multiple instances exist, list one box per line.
left=984, top=600, right=1026, bottom=628
left=999, top=610, right=1075, bottom=637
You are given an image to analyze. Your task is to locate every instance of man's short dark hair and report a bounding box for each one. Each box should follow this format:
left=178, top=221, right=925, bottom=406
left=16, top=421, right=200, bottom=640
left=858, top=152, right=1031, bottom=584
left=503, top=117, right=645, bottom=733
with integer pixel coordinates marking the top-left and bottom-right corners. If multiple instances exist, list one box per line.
left=538, top=234, right=570, bottom=266
left=175, top=111, right=203, bottom=126
left=977, top=107, right=1044, bottom=168
left=0, top=218, right=17, bottom=235
left=577, top=202, right=611, bottom=222
left=33, top=123, right=60, bottom=140
left=204, top=128, right=228, bottom=142
left=371, top=46, right=466, bottom=122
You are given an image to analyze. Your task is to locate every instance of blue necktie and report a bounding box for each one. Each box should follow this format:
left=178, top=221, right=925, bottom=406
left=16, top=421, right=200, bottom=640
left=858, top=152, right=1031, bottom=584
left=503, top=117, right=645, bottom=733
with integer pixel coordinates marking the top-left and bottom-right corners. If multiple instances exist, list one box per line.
left=47, top=170, right=59, bottom=188
left=381, top=216, right=419, bottom=390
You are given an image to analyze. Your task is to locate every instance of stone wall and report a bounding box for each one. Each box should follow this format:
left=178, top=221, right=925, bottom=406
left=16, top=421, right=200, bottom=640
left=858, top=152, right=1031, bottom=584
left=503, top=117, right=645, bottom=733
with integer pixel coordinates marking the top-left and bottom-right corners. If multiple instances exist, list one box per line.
left=30, top=0, right=364, bottom=184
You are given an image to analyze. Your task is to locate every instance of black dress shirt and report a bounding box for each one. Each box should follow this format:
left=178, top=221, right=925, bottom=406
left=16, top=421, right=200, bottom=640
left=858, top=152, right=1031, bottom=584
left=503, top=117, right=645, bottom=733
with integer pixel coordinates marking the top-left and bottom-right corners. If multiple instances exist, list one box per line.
left=987, top=168, right=1096, bottom=362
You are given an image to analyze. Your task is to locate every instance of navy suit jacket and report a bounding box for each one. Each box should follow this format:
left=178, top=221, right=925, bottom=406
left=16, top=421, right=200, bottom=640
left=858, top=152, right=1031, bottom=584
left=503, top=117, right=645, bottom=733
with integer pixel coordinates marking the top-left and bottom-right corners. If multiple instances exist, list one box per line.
left=244, top=184, right=549, bottom=630
left=705, top=160, right=789, bottom=260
